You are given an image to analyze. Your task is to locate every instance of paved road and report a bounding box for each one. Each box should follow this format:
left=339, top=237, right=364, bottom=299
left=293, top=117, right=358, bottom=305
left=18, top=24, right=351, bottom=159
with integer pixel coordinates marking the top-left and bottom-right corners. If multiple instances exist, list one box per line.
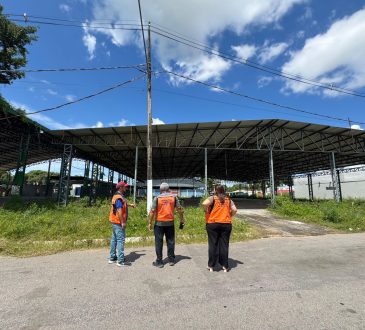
left=236, top=208, right=339, bottom=237
left=1, top=233, right=365, bottom=329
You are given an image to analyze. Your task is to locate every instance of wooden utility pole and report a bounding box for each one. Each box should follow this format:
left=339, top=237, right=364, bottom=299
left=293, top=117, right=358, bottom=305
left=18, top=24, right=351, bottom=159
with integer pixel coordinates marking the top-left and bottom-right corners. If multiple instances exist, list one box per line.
left=146, top=22, right=153, bottom=212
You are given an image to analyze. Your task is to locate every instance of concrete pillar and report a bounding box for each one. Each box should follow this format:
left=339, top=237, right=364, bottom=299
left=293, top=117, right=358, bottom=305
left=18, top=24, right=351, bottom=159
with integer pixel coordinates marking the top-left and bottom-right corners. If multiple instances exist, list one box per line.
left=329, top=152, right=340, bottom=202
left=134, top=146, right=138, bottom=204
left=269, top=149, right=275, bottom=205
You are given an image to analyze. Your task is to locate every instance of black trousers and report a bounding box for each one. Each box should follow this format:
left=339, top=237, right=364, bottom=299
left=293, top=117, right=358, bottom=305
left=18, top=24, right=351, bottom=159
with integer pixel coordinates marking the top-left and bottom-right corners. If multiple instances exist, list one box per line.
left=154, top=225, right=175, bottom=262
left=206, top=223, right=232, bottom=268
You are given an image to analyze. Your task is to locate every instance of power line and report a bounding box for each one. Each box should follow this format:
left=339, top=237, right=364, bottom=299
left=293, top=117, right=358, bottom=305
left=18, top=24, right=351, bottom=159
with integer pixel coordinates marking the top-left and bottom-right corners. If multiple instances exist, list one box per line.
left=137, top=0, right=148, bottom=65
left=6, top=13, right=141, bottom=25
left=8, top=13, right=365, bottom=97
left=0, top=74, right=146, bottom=121
left=160, top=69, right=365, bottom=125
left=10, top=18, right=142, bottom=31
left=0, top=64, right=146, bottom=73
left=152, top=88, right=345, bottom=125
left=151, top=27, right=365, bottom=98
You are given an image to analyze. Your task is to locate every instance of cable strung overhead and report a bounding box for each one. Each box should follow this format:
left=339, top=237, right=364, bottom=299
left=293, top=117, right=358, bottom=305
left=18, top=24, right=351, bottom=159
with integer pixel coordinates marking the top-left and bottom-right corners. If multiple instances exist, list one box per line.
left=0, top=73, right=146, bottom=121
left=6, top=12, right=365, bottom=98
left=161, top=70, right=365, bottom=126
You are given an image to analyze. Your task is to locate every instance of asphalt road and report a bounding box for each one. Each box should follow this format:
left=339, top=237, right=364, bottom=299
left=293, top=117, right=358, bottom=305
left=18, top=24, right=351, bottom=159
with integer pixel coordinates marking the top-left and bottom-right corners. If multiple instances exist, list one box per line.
left=1, top=233, right=365, bottom=329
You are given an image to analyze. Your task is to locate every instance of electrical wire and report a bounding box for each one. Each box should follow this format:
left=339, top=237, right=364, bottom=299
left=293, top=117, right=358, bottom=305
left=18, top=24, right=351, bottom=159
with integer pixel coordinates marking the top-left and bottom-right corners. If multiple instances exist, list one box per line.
left=10, top=18, right=142, bottom=31
left=6, top=13, right=141, bottom=25
left=7, top=13, right=365, bottom=97
left=137, top=0, right=148, bottom=66
left=151, top=28, right=365, bottom=98
left=0, top=64, right=146, bottom=73
left=0, top=73, right=146, bottom=121
left=152, top=88, right=346, bottom=125
left=160, top=69, right=365, bottom=125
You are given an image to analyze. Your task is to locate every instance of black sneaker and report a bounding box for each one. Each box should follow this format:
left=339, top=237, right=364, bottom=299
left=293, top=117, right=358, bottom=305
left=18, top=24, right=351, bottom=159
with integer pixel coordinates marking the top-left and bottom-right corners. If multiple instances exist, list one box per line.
left=108, top=258, right=117, bottom=264
left=152, top=260, right=164, bottom=268
left=222, top=266, right=231, bottom=273
left=168, top=259, right=175, bottom=266
left=117, top=261, right=131, bottom=267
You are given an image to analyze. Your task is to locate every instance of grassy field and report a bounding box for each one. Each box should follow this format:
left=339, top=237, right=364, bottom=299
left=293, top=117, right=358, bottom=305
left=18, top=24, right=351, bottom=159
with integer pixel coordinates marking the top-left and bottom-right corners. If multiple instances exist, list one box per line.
left=0, top=196, right=257, bottom=257
left=271, top=196, right=365, bottom=232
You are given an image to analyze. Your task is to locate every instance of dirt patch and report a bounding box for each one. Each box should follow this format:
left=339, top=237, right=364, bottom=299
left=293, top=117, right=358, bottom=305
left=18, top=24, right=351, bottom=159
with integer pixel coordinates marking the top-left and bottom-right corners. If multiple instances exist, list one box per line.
left=236, top=208, right=340, bottom=237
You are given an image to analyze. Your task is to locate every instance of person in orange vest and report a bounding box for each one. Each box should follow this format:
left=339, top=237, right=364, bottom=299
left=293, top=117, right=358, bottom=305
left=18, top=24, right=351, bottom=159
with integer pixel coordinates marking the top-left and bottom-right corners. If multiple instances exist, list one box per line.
left=202, top=185, right=237, bottom=272
left=108, top=181, right=135, bottom=267
left=148, top=182, right=184, bottom=268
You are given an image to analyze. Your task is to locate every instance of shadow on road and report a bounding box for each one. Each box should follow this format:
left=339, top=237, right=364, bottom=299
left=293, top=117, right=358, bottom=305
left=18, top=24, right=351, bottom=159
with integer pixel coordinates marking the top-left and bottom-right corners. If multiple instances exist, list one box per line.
left=229, top=258, right=244, bottom=269
left=163, top=255, right=192, bottom=264
left=126, top=251, right=146, bottom=263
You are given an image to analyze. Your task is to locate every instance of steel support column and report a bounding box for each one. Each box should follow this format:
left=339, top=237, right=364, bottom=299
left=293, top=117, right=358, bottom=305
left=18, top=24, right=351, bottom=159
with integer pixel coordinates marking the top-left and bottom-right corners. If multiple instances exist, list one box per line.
left=45, top=159, right=52, bottom=197
left=307, top=173, right=314, bottom=201
left=57, top=144, right=73, bottom=206
left=288, top=176, right=294, bottom=200
left=89, top=162, right=99, bottom=204
left=108, top=169, right=114, bottom=197
left=261, top=180, right=266, bottom=199
left=336, top=169, right=343, bottom=202
left=269, top=149, right=275, bottom=205
left=134, top=146, right=138, bottom=204
left=204, top=148, right=208, bottom=195
left=12, top=132, right=30, bottom=195
left=82, top=160, right=90, bottom=197
left=330, top=152, right=340, bottom=202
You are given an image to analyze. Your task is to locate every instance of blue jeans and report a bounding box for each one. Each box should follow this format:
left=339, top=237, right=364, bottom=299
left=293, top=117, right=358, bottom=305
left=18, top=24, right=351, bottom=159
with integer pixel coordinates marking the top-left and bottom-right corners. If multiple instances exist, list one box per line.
left=110, top=224, right=125, bottom=263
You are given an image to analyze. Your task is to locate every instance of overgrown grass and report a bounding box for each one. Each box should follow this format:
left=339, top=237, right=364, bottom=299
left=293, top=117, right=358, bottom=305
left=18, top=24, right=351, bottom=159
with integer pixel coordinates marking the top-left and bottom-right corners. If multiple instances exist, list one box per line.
left=270, top=196, right=365, bottom=232
left=0, top=196, right=257, bottom=256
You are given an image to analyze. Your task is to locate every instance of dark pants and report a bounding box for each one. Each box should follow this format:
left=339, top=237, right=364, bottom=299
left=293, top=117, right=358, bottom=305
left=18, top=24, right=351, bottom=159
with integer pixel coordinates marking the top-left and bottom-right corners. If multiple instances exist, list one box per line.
left=206, top=223, right=232, bottom=268
left=154, top=225, right=175, bottom=262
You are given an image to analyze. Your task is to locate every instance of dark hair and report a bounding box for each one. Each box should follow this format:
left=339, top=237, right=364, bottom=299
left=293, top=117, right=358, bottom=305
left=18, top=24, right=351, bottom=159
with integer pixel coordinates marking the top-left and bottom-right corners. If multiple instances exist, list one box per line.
left=215, top=185, right=226, bottom=203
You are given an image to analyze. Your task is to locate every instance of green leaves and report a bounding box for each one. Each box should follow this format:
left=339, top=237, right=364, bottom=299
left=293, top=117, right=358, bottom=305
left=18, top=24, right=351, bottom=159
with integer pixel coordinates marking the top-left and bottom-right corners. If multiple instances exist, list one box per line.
left=0, top=5, right=37, bottom=84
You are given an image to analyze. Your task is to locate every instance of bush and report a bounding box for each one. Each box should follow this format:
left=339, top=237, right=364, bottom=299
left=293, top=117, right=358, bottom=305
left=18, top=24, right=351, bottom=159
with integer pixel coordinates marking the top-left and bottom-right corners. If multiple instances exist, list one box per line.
left=271, top=196, right=365, bottom=231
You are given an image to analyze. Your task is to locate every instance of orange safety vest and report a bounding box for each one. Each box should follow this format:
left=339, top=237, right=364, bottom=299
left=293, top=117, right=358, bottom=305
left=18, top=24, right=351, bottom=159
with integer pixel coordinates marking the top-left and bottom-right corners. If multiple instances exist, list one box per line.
left=109, top=193, right=128, bottom=225
left=156, top=194, right=176, bottom=221
left=206, top=196, right=232, bottom=224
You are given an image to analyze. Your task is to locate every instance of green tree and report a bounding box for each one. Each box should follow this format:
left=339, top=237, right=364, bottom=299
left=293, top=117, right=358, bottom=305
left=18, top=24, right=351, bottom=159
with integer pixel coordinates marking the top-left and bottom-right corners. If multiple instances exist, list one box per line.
left=25, top=170, right=57, bottom=185
left=0, top=170, right=12, bottom=183
left=0, top=6, right=37, bottom=84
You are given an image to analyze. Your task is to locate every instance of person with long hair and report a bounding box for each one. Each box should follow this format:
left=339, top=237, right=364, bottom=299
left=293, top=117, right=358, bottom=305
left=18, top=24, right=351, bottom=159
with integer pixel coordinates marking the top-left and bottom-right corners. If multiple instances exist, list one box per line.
left=202, top=185, right=237, bottom=272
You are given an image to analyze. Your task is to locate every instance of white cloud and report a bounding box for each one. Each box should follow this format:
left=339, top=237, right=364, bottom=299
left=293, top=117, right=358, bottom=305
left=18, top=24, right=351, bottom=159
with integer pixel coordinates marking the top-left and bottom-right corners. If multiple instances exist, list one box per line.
left=108, top=118, right=135, bottom=127
left=232, top=44, right=257, bottom=61
left=152, top=117, right=165, bottom=125
left=59, top=4, right=71, bottom=13
left=117, top=119, right=130, bottom=126
left=82, top=23, right=97, bottom=59
left=9, top=101, right=72, bottom=130
left=28, top=86, right=35, bottom=92
left=65, top=94, right=76, bottom=102
left=282, top=8, right=365, bottom=95
left=258, top=76, right=274, bottom=88
left=87, top=0, right=305, bottom=82
left=258, top=41, right=289, bottom=64
left=296, top=30, right=305, bottom=39
left=351, top=124, right=363, bottom=131
left=93, top=121, right=104, bottom=128
left=47, top=89, right=58, bottom=96
left=298, top=6, right=312, bottom=22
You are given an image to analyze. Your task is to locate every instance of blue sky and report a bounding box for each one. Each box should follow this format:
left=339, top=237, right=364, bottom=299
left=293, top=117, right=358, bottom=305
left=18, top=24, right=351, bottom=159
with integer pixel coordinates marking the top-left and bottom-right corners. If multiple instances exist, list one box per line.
left=1, top=0, right=365, bottom=133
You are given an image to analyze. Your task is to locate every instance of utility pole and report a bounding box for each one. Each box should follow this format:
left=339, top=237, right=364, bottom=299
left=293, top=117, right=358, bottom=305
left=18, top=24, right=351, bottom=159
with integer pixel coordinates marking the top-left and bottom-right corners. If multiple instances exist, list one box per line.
left=146, top=22, right=153, bottom=213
